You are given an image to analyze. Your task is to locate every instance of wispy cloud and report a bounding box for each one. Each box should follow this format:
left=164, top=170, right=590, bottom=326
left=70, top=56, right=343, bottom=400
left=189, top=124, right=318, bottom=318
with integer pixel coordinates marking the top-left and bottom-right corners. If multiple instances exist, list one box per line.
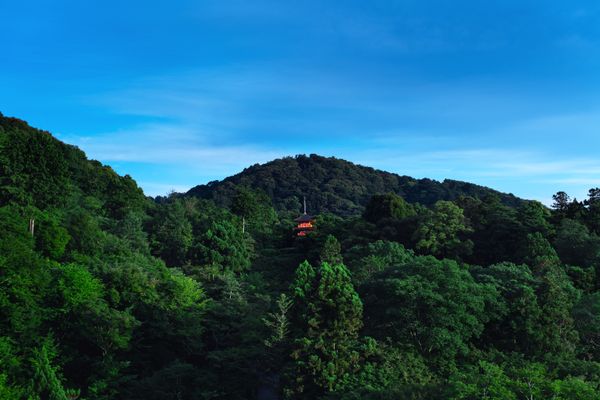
left=71, top=65, right=600, bottom=201
left=62, top=123, right=284, bottom=170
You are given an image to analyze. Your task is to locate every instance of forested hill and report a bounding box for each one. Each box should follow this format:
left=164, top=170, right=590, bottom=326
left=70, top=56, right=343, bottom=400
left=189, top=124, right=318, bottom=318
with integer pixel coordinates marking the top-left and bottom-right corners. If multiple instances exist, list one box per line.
left=0, top=113, right=146, bottom=216
left=186, top=154, right=524, bottom=216
left=5, top=113, right=600, bottom=399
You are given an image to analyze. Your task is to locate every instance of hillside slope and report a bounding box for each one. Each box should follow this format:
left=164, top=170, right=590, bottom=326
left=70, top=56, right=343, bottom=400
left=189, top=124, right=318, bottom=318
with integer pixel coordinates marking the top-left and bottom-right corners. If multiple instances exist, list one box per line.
left=3, top=114, right=600, bottom=399
left=0, top=113, right=146, bottom=217
left=186, top=154, right=525, bottom=216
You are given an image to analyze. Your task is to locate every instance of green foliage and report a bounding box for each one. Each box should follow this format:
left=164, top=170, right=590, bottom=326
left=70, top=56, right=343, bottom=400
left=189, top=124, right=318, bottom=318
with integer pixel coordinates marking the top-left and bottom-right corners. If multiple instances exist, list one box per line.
left=0, top=372, right=24, bottom=400
left=0, top=337, right=24, bottom=399
left=0, top=206, right=52, bottom=340
left=345, top=240, right=414, bottom=284
left=188, top=154, right=523, bottom=217
left=34, top=212, right=71, bottom=259
left=520, top=232, right=560, bottom=272
left=361, top=256, right=493, bottom=372
left=412, top=200, right=473, bottom=259
left=363, top=193, right=415, bottom=223
left=319, top=235, right=343, bottom=266
left=574, top=292, right=600, bottom=361
left=459, top=195, right=524, bottom=265
left=471, top=263, right=542, bottom=355
left=175, top=270, right=207, bottom=307
left=30, top=337, right=71, bottom=400
left=291, top=260, right=317, bottom=305
left=551, top=377, right=600, bottom=400
left=125, top=361, right=208, bottom=400
left=0, top=117, right=69, bottom=208
left=4, top=115, right=600, bottom=399
left=449, top=361, right=516, bottom=400
left=63, top=205, right=105, bottom=257
left=54, top=262, right=103, bottom=310
left=150, top=199, right=193, bottom=266
left=231, top=187, right=261, bottom=219
left=554, top=219, right=600, bottom=268
left=194, top=219, right=253, bottom=272
left=536, top=266, right=581, bottom=358
left=348, top=338, right=435, bottom=394
left=288, top=261, right=363, bottom=397
left=112, top=211, right=150, bottom=254
left=192, top=271, right=269, bottom=399
left=0, top=116, right=146, bottom=214
left=518, top=200, right=552, bottom=236
left=448, top=361, right=600, bottom=400
left=230, top=187, right=279, bottom=247
left=264, top=293, right=293, bottom=348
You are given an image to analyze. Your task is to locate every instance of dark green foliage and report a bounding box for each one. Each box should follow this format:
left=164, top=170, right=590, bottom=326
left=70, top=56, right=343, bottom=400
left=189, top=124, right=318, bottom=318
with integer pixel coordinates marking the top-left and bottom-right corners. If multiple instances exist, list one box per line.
left=149, top=199, right=193, bottom=266
left=446, top=360, right=600, bottom=400
left=585, top=188, right=600, bottom=234
left=471, top=263, right=542, bottom=355
left=191, top=270, right=270, bottom=399
left=35, top=212, right=71, bottom=259
left=459, top=195, right=525, bottom=265
left=0, top=117, right=69, bottom=208
left=30, top=337, right=71, bottom=400
left=535, top=266, right=580, bottom=357
left=363, top=193, right=415, bottom=223
left=574, top=292, right=600, bottom=361
left=112, top=210, right=151, bottom=255
left=193, top=220, right=254, bottom=272
left=0, top=115, right=146, bottom=215
left=63, top=205, right=105, bottom=256
left=554, top=219, right=600, bottom=268
left=412, top=200, right=473, bottom=259
left=520, top=232, right=559, bottom=273
left=3, top=114, right=600, bottom=399
left=287, top=261, right=363, bottom=397
left=0, top=115, right=213, bottom=399
left=361, top=256, right=494, bottom=372
left=231, top=187, right=278, bottom=234
left=319, top=235, right=343, bottom=265
left=518, top=200, right=553, bottom=236
left=187, top=154, right=524, bottom=216
left=264, top=293, right=293, bottom=348
left=345, top=240, right=414, bottom=285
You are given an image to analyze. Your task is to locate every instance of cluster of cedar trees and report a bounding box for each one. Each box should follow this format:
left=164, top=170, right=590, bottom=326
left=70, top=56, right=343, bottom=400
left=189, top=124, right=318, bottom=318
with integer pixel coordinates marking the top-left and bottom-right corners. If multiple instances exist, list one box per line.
left=2, top=114, right=600, bottom=399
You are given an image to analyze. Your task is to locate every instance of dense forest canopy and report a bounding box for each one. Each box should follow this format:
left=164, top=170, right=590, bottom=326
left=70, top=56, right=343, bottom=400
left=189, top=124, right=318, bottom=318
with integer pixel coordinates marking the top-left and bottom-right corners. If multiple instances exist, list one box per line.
left=2, top=113, right=600, bottom=399
left=185, top=154, right=524, bottom=216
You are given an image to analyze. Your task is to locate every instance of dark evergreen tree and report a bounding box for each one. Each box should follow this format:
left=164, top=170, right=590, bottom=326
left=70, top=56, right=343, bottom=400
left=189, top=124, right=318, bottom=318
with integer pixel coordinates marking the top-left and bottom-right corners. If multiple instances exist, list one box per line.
left=287, top=261, right=363, bottom=397
left=319, top=235, right=343, bottom=266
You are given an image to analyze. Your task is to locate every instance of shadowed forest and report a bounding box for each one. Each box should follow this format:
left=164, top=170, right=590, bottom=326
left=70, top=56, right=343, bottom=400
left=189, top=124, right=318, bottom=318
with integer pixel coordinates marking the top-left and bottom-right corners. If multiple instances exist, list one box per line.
left=2, top=114, right=600, bottom=399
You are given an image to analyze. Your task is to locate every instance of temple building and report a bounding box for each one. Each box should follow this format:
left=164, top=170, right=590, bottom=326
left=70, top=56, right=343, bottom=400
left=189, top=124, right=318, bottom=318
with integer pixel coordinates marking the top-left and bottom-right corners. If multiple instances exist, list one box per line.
left=294, top=197, right=315, bottom=237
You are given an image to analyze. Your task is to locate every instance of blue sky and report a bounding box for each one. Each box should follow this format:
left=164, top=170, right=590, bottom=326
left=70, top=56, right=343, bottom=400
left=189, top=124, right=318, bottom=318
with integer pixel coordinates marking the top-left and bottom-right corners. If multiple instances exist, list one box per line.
left=2, top=1, right=600, bottom=203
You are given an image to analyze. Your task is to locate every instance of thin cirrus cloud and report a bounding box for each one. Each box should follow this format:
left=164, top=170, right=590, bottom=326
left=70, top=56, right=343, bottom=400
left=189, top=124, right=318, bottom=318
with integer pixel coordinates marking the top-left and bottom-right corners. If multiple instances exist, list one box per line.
left=9, top=0, right=593, bottom=201
left=62, top=64, right=600, bottom=202
left=86, top=66, right=559, bottom=143
left=60, top=123, right=284, bottom=169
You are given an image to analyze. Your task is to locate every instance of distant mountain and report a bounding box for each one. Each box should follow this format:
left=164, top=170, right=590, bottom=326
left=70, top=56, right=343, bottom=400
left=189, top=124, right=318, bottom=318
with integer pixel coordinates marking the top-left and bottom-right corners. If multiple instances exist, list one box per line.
left=186, top=154, right=525, bottom=216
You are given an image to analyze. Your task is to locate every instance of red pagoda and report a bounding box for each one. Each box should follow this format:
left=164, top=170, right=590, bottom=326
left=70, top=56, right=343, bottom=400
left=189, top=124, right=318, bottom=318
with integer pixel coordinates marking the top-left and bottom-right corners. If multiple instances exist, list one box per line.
left=294, top=196, right=315, bottom=237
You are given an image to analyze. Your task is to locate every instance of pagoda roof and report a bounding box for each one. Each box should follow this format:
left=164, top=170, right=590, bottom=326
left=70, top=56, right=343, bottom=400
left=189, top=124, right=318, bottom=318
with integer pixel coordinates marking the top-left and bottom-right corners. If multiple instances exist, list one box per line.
left=295, top=214, right=315, bottom=222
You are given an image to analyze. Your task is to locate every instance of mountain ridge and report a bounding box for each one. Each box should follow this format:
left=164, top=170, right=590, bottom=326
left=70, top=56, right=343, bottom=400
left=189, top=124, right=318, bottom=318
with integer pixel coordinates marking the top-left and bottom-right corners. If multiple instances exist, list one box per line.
left=0, top=113, right=525, bottom=217
left=186, top=154, right=526, bottom=216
